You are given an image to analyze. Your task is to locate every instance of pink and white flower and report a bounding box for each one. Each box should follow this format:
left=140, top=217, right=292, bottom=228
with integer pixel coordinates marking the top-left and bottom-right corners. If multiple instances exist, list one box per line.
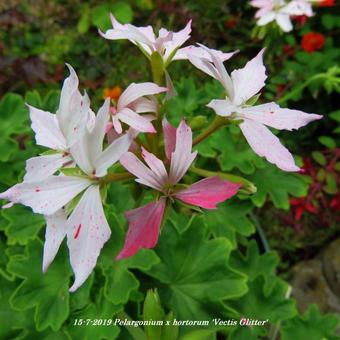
left=250, top=0, right=314, bottom=32
left=188, top=46, right=322, bottom=171
left=117, top=119, right=240, bottom=259
left=25, top=64, right=93, bottom=182
left=100, top=15, right=192, bottom=65
left=0, top=99, right=132, bottom=291
left=109, top=82, right=167, bottom=134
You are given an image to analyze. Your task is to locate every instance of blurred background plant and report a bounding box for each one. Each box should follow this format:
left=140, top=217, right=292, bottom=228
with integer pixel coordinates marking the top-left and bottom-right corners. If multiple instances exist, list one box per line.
left=0, top=0, right=339, bottom=339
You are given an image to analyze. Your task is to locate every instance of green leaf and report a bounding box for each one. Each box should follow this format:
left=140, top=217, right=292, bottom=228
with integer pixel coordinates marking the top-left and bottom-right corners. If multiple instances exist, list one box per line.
left=141, top=216, right=248, bottom=320
left=180, top=329, right=216, bottom=340
left=318, top=136, right=337, bottom=149
left=65, top=289, right=121, bottom=340
left=210, top=128, right=265, bottom=174
left=1, top=205, right=45, bottom=245
left=7, top=240, right=72, bottom=331
left=311, top=151, right=326, bottom=166
left=0, top=93, right=28, bottom=162
left=228, top=276, right=296, bottom=326
left=281, top=304, right=339, bottom=340
left=91, top=3, right=133, bottom=31
left=247, top=164, right=308, bottom=209
left=204, top=199, right=255, bottom=248
left=100, top=219, right=160, bottom=305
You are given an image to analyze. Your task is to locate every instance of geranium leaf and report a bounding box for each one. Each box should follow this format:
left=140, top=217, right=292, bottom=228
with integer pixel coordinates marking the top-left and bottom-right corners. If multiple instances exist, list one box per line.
left=281, top=304, right=339, bottom=340
left=1, top=205, right=45, bottom=245
left=141, top=216, right=248, bottom=320
left=247, top=164, right=308, bottom=209
left=7, top=240, right=72, bottom=331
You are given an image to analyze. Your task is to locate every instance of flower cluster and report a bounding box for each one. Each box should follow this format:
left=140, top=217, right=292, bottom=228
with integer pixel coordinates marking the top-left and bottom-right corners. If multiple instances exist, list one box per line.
left=0, top=15, right=322, bottom=291
left=250, top=0, right=326, bottom=32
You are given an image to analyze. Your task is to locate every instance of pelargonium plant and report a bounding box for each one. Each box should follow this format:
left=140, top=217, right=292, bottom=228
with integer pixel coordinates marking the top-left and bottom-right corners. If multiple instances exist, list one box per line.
left=0, top=15, right=322, bottom=293
left=250, top=0, right=325, bottom=32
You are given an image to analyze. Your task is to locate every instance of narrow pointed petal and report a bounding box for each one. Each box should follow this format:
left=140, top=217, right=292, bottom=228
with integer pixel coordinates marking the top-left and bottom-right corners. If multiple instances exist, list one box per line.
left=239, top=119, right=300, bottom=172
left=169, top=120, right=198, bottom=185
left=162, top=118, right=177, bottom=160
left=95, top=133, right=132, bottom=177
left=120, top=152, right=164, bottom=191
left=240, top=103, right=323, bottom=130
left=231, top=49, right=267, bottom=105
left=175, top=176, right=240, bottom=209
left=174, top=45, right=236, bottom=62
left=0, top=176, right=92, bottom=215
left=276, top=13, right=293, bottom=32
left=141, top=147, right=168, bottom=183
left=117, top=108, right=156, bottom=133
left=24, top=154, right=71, bottom=182
left=57, top=64, right=90, bottom=147
left=28, top=105, right=66, bottom=150
left=69, top=133, right=94, bottom=175
left=257, top=12, right=276, bottom=25
left=207, top=99, right=237, bottom=117
left=87, top=99, right=110, bottom=162
left=67, top=185, right=111, bottom=292
left=42, top=208, right=67, bottom=272
left=116, top=198, right=166, bottom=260
left=118, top=82, right=167, bottom=109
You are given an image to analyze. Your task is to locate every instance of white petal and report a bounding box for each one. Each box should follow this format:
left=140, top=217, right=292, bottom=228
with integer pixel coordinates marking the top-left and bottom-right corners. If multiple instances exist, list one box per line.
left=24, top=154, right=71, bottom=182
left=28, top=105, right=66, bottom=150
left=239, top=119, right=300, bottom=171
left=276, top=13, right=293, bottom=32
left=240, top=103, right=322, bottom=130
left=43, top=208, right=68, bottom=272
left=207, top=99, right=237, bottom=117
left=257, top=12, right=276, bottom=26
left=231, top=49, right=267, bottom=105
left=130, top=97, right=158, bottom=113
left=117, top=108, right=156, bottom=133
left=57, top=64, right=90, bottom=147
left=67, top=185, right=111, bottom=292
left=169, top=120, right=197, bottom=184
left=118, top=82, right=167, bottom=109
left=174, top=45, right=236, bottom=62
left=0, top=176, right=92, bottom=215
left=95, top=133, right=132, bottom=177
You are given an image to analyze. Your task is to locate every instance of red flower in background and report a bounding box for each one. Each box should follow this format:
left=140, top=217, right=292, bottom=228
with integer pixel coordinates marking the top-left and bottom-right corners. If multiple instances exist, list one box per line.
left=103, top=86, right=122, bottom=101
left=301, top=32, right=325, bottom=53
left=292, top=15, right=308, bottom=26
left=318, top=0, right=336, bottom=7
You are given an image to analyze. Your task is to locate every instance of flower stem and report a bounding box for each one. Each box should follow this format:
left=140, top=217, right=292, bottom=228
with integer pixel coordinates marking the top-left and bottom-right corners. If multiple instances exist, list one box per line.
left=277, top=74, right=324, bottom=105
left=189, top=166, right=257, bottom=194
left=116, top=311, right=147, bottom=340
left=101, top=172, right=134, bottom=184
left=192, top=116, right=227, bottom=146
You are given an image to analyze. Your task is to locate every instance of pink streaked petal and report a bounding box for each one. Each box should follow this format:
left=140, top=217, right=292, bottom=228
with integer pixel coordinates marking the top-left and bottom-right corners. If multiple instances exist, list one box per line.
left=28, top=105, right=66, bottom=150
left=141, top=147, right=168, bottom=183
left=239, top=119, right=300, bottom=172
left=43, top=208, right=67, bottom=272
left=175, top=176, right=240, bottom=209
left=162, top=118, right=177, bottom=160
left=120, top=152, right=164, bottom=191
left=169, top=120, right=197, bottom=185
left=231, top=49, right=267, bottom=105
left=117, top=108, right=156, bottom=133
left=67, top=185, right=111, bottom=292
left=0, top=176, right=92, bottom=216
left=240, top=103, right=323, bottom=131
left=118, top=82, right=167, bottom=109
left=24, top=154, right=71, bottom=182
left=116, top=198, right=166, bottom=260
